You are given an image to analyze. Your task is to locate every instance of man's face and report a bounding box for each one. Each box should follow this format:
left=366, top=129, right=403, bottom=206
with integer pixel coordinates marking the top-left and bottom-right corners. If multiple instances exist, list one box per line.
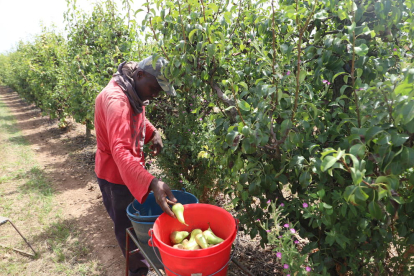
left=134, top=70, right=163, bottom=101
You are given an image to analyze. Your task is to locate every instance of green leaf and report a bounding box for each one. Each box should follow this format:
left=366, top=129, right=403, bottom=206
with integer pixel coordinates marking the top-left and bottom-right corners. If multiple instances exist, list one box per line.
left=403, top=101, right=414, bottom=124
left=305, top=102, right=318, bottom=118
left=281, top=119, right=292, bottom=134
left=321, top=149, right=337, bottom=158
left=314, top=9, right=329, bottom=20
left=321, top=156, right=337, bottom=172
left=299, top=171, right=311, bottom=188
left=208, top=2, right=219, bottom=12
left=323, top=203, right=332, bottom=209
left=355, top=187, right=369, bottom=202
left=318, top=189, right=325, bottom=198
left=299, top=70, right=306, bottom=83
left=395, top=82, right=413, bottom=95
left=239, top=82, right=248, bottom=90
left=349, top=144, right=366, bottom=159
left=341, top=204, right=347, bottom=217
left=207, top=44, right=215, bottom=59
left=188, top=29, right=199, bottom=43
left=225, top=130, right=238, bottom=145
left=365, top=126, right=383, bottom=142
left=354, top=44, right=369, bottom=56
left=238, top=100, right=251, bottom=111
left=332, top=72, right=348, bottom=83
left=241, top=125, right=250, bottom=136
left=347, top=22, right=356, bottom=34
left=368, top=201, right=383, bottom=220
left=391, top=132, right=409, bottom=147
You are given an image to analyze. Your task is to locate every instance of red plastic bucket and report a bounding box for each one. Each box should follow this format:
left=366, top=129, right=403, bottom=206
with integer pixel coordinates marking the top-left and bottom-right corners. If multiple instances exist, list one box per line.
left=148, top=204, right=238, bottom=276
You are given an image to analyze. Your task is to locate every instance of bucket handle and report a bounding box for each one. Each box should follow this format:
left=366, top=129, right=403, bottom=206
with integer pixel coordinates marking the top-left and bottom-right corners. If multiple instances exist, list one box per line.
left=149, top=218, right=240, bottom=276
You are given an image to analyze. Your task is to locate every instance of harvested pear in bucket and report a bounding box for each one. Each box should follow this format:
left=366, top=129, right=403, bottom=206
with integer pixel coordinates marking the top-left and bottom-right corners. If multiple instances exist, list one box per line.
left=182, top=238, right=200, bottom=250
left=182, top=229, right=202, bottom=250
left=203, top=223, right=224, bottom=245
left=170, top=231, right=189, bottom=244
left=195, top=233, right=209, bottom=249
left=172, top=203, right=188, bottom=226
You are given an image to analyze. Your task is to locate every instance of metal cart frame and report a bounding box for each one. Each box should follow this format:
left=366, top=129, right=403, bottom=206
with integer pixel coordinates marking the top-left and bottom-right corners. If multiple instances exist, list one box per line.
left=125, top=227, right=253, bottom=276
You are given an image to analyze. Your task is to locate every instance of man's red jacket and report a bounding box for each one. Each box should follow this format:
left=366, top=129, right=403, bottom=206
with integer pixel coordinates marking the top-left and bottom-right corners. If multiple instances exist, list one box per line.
left=94, top=79, right=156, bottom=203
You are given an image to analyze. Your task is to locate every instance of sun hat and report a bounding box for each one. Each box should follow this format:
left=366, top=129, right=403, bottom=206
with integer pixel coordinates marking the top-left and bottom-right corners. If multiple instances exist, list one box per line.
left=137, top=56, right=176, bottom=96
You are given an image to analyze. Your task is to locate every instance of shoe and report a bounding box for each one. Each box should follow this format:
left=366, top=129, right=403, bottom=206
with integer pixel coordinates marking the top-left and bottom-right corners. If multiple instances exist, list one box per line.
left=128, top=268, right=149, bottom=276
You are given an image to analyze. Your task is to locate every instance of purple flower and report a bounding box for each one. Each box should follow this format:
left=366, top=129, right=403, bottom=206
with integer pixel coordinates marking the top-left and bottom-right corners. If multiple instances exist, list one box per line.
left=322, top=80, right=328, bottom=83
left=190, top=103, right=193, bottom=106
left=199, top=118, right=202, bottom=121
left=287, top=275, right=290, bottom=276
left=284, top=224, right=289, bottom=228
left=179, top=180, right=183, bottom=183
left=359, top=88, right=364, bottom=90
left=256, top=219, right=260, bottom=222
left=393, top=48, right=397, bottom=51
left=286, top=71, right=291, bottom=75
left=290, top=228, right=296, bottom=234
left=267, top=200, right=271, bottom=204
left=182, top=111, right=186, bottom=113
left=284, top=264, right=289, bottom=269
left=306, top=266, right=311, bottom=272
left=294, top=240, right=299, bottom=244
left=192, top=95, right=195, bottom=98
left=280, top=203, right=285, bottom=207
left=266, top=229, right=271, bottom=233
left=303, top=203, right=308, bottom=208
left=279, top=235, right=282, bottom=238
left=276, top=252, right=282, bottom=258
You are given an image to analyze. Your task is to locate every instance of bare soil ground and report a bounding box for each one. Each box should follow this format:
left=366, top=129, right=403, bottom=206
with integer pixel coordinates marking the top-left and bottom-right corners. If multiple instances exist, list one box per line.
left=0, top=87, right=280, bottom=276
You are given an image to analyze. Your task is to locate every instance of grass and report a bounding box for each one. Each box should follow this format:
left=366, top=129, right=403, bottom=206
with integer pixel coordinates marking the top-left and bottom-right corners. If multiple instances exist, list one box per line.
left=0, top=95, right=102, bottom=275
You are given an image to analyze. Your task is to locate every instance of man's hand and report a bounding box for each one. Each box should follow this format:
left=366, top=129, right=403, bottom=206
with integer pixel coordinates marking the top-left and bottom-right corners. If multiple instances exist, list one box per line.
left=150, top=178, right=177, bottom=217
left=150, top=131, right=163, bottom=156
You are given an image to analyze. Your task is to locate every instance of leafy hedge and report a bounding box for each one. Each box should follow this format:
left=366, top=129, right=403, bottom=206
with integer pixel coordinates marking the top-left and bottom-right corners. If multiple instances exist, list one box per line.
left=1, top=0, right=414, bottom=274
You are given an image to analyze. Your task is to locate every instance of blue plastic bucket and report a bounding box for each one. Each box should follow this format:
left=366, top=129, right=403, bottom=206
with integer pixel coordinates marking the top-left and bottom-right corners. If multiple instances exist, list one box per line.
left=126, top=189, right=198, bottom=270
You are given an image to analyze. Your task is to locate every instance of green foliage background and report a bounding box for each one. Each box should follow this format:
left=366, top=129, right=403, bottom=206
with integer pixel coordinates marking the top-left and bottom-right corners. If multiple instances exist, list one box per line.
left=1, top=0, right=414, bottom=274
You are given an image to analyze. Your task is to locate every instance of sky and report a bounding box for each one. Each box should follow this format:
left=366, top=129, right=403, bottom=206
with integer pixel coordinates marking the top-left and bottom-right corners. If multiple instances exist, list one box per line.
left=0, top=0, right=146, bottom=54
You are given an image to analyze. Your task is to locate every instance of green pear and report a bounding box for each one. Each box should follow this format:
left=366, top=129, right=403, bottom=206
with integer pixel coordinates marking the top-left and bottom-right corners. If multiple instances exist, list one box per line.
left=172, top=203, right=188, bottom=226
left=195, top=233, right=209, bottom=249
left=170, top=231, right=189, bottom=244
left=203, top=223, right=224, bottom=245
left=182, top=229, right=203, bottom=250
left=190, top=229, right=203, bottom=237
left=182, top=238, right=200, bottom=250
left=173, top=244, right=184, bottom=249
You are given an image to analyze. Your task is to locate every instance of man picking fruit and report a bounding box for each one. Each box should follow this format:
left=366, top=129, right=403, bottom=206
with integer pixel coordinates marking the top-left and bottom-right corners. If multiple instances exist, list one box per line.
left=94, top=55, right=177, bottom=276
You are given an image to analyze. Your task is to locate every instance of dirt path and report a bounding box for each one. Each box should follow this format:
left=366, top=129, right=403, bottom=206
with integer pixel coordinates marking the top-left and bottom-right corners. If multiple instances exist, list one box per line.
left=0, top=87, right=125, bottom=275
left=0, top=86, right=280, bottom=276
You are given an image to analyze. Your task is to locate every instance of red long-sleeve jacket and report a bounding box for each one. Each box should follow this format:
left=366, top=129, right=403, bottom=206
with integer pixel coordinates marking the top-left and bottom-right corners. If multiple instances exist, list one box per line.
left=94, top=79, right=156, bottom=203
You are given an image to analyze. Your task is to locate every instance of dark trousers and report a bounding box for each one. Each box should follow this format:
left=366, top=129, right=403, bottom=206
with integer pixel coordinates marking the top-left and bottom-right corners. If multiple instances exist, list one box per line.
left=97, top=177, right=149, bottom=276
